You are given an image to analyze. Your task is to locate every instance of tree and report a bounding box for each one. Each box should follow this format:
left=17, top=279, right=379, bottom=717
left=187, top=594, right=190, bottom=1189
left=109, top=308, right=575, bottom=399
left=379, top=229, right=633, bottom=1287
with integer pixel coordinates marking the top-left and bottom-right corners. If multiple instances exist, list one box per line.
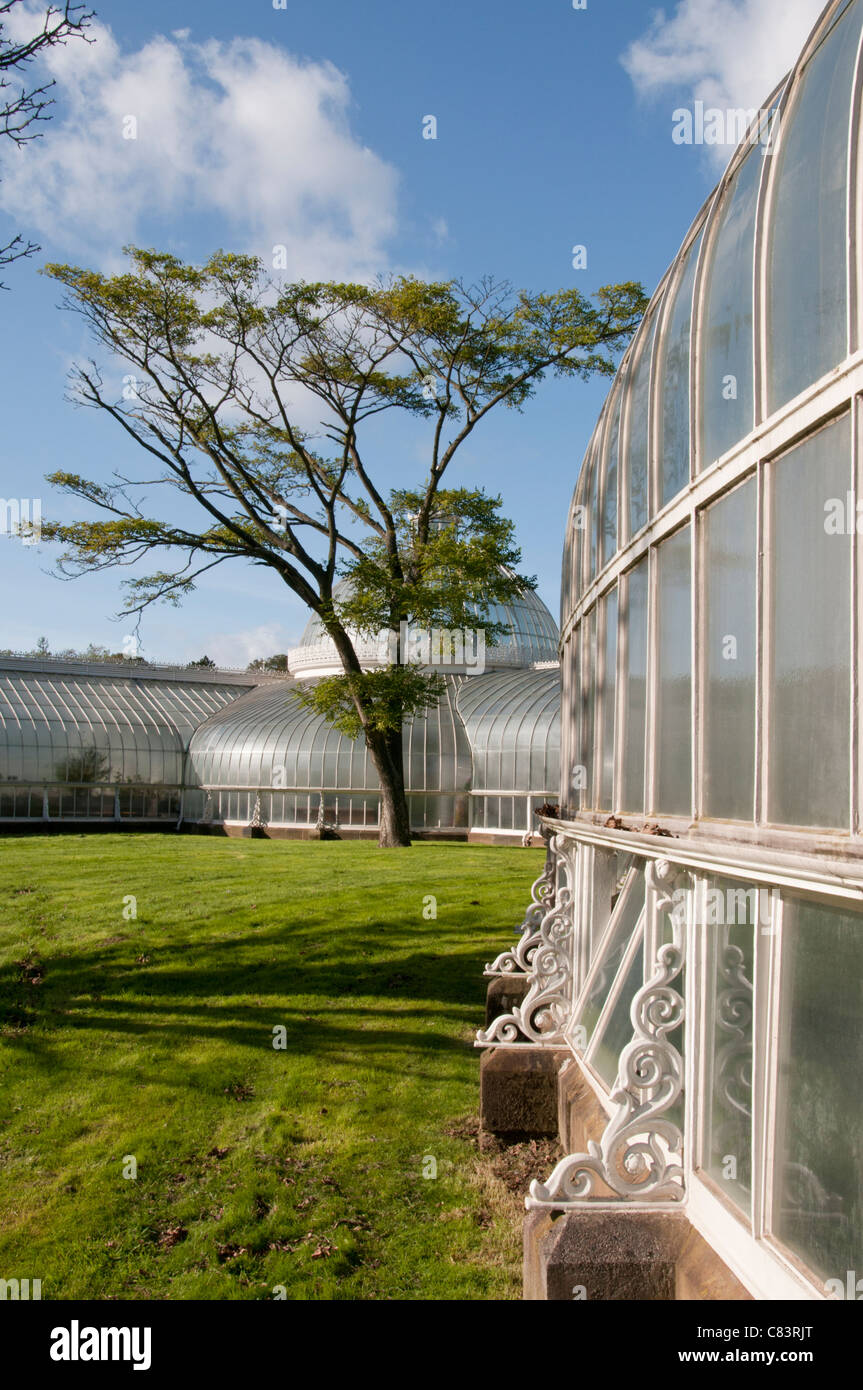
left=0, top=637, right=144, bottom=662
left=247, top=653, right=289, bottom=671
left=54, top=745, right=110, bottom=783
left=41, top=250, right=647, bottom=846
left=0, top=1, right=93, bottom=285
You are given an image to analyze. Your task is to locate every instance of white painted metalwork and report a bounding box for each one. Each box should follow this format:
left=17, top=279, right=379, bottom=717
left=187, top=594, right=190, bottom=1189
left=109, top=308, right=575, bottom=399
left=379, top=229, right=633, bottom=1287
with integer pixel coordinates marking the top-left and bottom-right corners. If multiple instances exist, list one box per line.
left=526, top=858, right=688, bottom=1208
left=476, top=834, right=575, bottom=1047
left=484, top=835, right=557, bottom=977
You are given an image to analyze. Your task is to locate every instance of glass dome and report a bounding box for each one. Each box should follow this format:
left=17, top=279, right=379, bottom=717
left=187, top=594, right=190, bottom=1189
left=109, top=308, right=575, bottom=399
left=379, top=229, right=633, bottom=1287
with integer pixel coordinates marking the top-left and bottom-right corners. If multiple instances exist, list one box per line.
left=0, top=623, right=561, bottom=838
left=185, top=677, right=473, bottom=833
left=291, top=580, right=559, bottom=675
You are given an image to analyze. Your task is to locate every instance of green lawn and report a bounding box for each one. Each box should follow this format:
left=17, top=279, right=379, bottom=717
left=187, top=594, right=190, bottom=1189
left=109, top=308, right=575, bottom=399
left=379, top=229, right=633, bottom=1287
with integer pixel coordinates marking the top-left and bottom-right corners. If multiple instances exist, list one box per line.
left=0, top=834, right=543, bottom=1300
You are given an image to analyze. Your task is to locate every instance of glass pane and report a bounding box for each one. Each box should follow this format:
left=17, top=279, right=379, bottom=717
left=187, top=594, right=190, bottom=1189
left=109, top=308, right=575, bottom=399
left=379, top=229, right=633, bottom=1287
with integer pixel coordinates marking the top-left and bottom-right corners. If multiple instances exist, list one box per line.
left=599, top=588, right=617, bottom=809
left=562, top=505, right=576, bottom=621
left=702, top=478, right=757, bottom=820
left=572, top=465, right=589, bottom=605
left=578, top=864, right=645, bottom=1046
left=658, top=232, right=702, bottom=508
left=774, top=897, right=863, bottom=1283
left=655, top=527, right=691, bottom=817
left=592, top=940, right=645, bottom=1088
left=559, top=636, right=571, bottom=810
left=567, top=632, right=580, bottom=816
left=768, top=415, right=851, bottom=828
left=580, top=611, right=597, bottom=808
left=702, top=877, right=757, bottom=1215
left=766, top=2, right=863, bottom=411
left=587, top=847, right=636, bottom=971
left=626, top=310, right=660, bottom=538
left=621, top=559, right=648, bottom=814
left=601, top=390, right=621, bottom=568
left=699, top=148, right=760, bottom=467
left=589, top=443, right=600, bottom=581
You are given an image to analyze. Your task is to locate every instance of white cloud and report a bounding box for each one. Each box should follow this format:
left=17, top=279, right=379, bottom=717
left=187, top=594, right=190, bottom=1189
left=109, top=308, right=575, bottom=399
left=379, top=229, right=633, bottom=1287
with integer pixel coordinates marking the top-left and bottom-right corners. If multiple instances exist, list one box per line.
left=622, top=0, right=826, bottom=161
left=0, top=8, right=399, bottom=276
left=186, top=624, right=292, bottom=669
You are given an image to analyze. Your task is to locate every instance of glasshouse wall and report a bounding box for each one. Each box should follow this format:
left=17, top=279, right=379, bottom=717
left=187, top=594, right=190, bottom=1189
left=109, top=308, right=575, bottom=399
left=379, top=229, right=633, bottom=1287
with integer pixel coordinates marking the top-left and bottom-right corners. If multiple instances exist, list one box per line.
left=0, top=650, right=561, bottom=841
left=0, top=662, right=254, bottom=829
left=481, top=0, right=863, bottom=1301
left=184, top=672, right=560, bottom=842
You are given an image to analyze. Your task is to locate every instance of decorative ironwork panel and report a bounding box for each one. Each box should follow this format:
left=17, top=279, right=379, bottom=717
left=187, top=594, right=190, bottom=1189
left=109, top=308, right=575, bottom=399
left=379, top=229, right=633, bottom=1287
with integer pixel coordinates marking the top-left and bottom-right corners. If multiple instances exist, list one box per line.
left=526, top=858, right=689, bottom=1207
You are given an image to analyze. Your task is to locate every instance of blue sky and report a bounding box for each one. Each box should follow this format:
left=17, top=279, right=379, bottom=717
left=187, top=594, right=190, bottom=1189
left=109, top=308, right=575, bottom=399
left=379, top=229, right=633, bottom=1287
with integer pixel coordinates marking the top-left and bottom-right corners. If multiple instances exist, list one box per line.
left=0, top=0, right=825, bottom=665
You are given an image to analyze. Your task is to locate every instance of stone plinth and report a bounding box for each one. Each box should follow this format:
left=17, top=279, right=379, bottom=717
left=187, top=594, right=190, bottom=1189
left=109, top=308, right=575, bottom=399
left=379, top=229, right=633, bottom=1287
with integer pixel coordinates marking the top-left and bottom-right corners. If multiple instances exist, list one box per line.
left=479, top=1047, right=567, bottom=1138
left=524, top=1208, right=752, bottom=1301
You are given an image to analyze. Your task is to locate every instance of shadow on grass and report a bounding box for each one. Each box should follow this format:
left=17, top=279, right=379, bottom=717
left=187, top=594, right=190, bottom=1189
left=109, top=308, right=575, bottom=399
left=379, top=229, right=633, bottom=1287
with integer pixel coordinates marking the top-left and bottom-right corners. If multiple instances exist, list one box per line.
left=0, top=918, right=498, bottom=1078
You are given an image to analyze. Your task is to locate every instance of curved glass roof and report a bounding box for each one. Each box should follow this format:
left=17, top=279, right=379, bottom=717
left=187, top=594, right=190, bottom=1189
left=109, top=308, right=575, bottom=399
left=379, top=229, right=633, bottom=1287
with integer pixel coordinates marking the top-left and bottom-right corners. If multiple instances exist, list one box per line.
left=456, top=668, right=560, bottom=793
left=186, top=677, right=473, bottom=795
left=0, top=669, right=248, bottom=784
left=297, top=579, right=559, bottom=670
left=563, top=0, right=863, bottom=624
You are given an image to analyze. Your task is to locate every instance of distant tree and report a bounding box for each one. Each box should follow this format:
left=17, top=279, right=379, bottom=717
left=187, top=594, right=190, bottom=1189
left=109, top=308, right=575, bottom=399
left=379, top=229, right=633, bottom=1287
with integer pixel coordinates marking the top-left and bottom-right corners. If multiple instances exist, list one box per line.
left=247, top=653, right=289, bottom=672
left=0, top=1, right=93, bottom=285
left=188, top=654, right=216, bottom=668
left=54, top=745, right=110, bottom=783
left=0, top=637, right=146, bottom=663
left=41, top=252, right=647, bottom=845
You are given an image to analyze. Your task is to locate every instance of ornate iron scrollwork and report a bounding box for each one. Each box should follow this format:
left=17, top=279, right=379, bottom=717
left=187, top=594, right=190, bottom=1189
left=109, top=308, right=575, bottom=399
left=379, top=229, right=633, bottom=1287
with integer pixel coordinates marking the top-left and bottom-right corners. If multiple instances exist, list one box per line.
left=526, top=858, right=689, bottom=1207
left=484, top=834, right=557, bottom=978
left=476, top=834, right=574, bottom=1047
left=710, top=931, right=753, bottom=1166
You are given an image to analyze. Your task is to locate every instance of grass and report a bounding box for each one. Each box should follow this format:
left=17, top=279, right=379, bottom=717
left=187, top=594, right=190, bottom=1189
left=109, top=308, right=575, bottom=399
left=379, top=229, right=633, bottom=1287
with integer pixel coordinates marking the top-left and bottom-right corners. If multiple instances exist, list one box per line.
left=0, top=834, right=546, bottom=1301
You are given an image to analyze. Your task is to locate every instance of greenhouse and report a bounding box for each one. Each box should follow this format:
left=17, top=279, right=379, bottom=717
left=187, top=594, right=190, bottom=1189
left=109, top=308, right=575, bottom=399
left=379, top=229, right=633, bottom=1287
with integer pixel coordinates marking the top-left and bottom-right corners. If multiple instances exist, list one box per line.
left=0, top=661, right=251, bottom=824
left=480, top=0, right=863, bottom=1301
left=0, top=586, right=560, bottom=840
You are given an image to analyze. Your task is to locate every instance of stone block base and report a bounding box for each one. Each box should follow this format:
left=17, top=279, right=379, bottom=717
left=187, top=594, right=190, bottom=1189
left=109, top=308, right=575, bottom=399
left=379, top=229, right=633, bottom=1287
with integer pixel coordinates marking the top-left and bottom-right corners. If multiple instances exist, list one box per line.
left=557, top=1056, right=609, bottom=1153
left=485, top=974, right=529, bottom=1029
left=524, top=1208, right=752, bottom=1301
left=480, top=1047, right=568, bottom=1137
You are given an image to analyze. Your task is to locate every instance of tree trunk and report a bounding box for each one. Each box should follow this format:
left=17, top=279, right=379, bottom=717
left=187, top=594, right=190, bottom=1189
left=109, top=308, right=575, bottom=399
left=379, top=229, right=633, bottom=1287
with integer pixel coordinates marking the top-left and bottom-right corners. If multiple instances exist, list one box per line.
left=366, top=726, right=412, bottom=848
left=325, top=621, right=412, bottom=847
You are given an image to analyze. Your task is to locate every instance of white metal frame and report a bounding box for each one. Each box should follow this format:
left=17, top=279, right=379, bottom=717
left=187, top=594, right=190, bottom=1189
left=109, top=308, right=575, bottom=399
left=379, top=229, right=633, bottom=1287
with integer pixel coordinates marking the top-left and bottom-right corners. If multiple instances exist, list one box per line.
left=541, top=824, right=861, bottom=1298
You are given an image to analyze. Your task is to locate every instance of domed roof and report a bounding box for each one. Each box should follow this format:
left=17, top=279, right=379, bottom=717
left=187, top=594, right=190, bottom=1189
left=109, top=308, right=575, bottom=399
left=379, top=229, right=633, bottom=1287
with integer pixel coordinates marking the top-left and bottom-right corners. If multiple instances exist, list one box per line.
left=291, top=580, right=559, bottom=676
left=456, top=667, right=560, bottom=795
left=183, top=665, right=560, bottom=834
left=186, top=676, right=472, bottom=798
